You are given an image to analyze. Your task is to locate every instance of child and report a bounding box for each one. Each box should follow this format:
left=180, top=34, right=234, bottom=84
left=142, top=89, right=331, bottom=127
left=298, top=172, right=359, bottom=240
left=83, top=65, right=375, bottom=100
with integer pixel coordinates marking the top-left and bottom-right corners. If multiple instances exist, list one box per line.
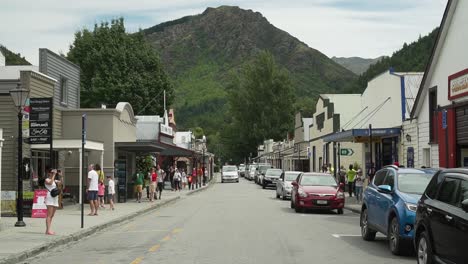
left=107, top=175, right=115, bottom=210
left=98, top=181, right=105, bottom=208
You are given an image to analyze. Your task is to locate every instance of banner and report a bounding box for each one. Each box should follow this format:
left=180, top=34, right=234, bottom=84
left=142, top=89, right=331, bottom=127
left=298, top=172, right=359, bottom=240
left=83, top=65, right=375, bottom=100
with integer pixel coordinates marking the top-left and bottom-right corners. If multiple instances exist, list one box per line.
left=31, top=189, right=48, bottom=218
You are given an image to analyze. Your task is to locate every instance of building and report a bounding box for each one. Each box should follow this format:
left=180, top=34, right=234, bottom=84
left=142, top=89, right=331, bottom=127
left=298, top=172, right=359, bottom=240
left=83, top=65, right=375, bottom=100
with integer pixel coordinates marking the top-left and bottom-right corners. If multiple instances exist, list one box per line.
left=409, top=0, right=468, bottom=168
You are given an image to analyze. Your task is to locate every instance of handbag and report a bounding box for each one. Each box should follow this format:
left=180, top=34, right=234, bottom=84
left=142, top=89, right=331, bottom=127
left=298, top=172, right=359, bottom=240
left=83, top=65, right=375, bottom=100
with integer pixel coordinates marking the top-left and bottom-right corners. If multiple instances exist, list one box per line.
left=49, top=187, right=61, bottom=197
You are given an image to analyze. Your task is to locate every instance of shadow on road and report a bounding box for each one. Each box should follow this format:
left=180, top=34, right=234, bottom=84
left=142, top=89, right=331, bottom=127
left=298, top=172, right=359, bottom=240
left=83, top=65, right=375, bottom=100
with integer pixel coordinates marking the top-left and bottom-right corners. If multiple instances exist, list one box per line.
left=337, top=235, right=416, bottom=260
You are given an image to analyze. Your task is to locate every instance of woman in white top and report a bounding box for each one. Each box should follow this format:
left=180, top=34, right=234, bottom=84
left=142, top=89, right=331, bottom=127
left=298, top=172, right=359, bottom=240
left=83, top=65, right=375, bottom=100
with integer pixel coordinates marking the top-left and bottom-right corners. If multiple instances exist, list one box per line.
left=174, top=168, right=182, bottom=191
left=181, top=169, right=187, bottom=189
left=45, top=169, right=60, bottom=235
left=107, top=175, right=115, bottom=210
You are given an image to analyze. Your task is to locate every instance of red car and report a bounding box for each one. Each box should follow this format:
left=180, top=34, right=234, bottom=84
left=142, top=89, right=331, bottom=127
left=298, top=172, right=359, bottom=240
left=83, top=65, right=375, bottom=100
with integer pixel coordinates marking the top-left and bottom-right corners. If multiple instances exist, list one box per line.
left=291, top=172, right=345, bottom=214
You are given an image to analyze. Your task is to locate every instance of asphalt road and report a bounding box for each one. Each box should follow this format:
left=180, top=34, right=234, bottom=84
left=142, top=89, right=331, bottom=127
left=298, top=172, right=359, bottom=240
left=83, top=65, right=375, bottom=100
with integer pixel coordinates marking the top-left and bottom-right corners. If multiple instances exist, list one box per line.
left=24, top=177, right=415, bottom=264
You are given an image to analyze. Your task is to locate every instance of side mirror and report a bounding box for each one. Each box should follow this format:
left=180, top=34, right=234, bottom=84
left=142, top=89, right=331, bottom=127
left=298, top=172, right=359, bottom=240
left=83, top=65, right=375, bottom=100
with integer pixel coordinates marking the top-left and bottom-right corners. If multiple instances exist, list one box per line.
left=291, top=181, right=298, bottom=187
left=377, top=185, right=393, bottom=194
left=462, top=199, right=468, bottom=213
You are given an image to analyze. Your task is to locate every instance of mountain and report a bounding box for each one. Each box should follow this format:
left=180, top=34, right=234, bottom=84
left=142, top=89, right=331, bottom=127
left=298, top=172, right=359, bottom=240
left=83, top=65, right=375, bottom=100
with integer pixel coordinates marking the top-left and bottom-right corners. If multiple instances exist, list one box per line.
left=354, top=28, right=438, bottom=92
left=142, top=6, right=357, bottom=135
left=0, top=45, right=31, bottom=65
left=332, top=56, right=384, bottom=75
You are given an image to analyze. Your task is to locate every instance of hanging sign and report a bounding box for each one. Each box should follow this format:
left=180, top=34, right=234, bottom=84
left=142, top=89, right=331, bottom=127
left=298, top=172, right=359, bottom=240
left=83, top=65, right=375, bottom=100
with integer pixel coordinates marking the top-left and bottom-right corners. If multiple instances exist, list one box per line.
left=29, top=98, right=52, bottom=144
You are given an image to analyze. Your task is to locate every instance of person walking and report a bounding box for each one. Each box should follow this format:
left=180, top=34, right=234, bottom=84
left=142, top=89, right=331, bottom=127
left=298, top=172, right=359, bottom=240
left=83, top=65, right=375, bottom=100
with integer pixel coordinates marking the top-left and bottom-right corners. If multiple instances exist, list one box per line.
left=169, top=165, right=175, bottom=191
left=197, top=166, right=203, bottom=189
left=95, top=164, right=105, bottom=208
left=188, top=172, right=192, bottom=190
left=156, top=165, right=165, bottom=200
left=144, top=171, right=150, bottom=200
left=174, top=168, right=181, bottom=191
left=367, top=162, right=376, bottom=184
left=181, top=169, right=187, bottom=189
left=134, top=170, right=144, bottom=203
left=149, top=167, right=157, bottom=202
left=45, top=169, right=60, bottom=235
left=107, top=175, right=115, bottom=210
left=346, top=164, right=357, bottom=197
left=87, top=164, right=99, bottom=216
left=354, top=169, right=364, bottom=202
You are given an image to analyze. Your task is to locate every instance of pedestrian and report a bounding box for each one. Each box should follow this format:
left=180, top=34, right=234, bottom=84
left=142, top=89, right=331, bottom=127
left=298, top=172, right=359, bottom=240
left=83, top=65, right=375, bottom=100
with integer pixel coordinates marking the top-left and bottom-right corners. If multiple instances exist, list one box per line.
left=355, top=169, right=364, bottom=202
left=107, top=175, right=115, bottom=210
left=45, top=168, right=60, bottom=235
left=156, top=165, right=165, bottom=200
left=87, top=164, right=99, bottom=216
left=191, top=167, right=197, bottom=190
left=338, top=165, right=346, bottom=184
left=327, top=163, right=334, bottom=174
left=181, top=169, right=187, bottom=189
left=56, top=169, right=64, bottom=209
left=145, top=171, right=150, bottom=200
left=95, top=164, right=105, bottom=208
left=174, top=168, right=181, bottom=191
left=197, top=166, right=203, bottom=189
left=169, top=165, right=175, bottom=191
left=149, top=167, right=157, bottom=202
left=204, top=167, right=208, bottom=185
left=346, top=164, right=356, bottom=197
left=367, top=162, right=376, bottom=184
left=188, top=172, right=192, bottom=190
left=134, top=170, right=144, bottom=203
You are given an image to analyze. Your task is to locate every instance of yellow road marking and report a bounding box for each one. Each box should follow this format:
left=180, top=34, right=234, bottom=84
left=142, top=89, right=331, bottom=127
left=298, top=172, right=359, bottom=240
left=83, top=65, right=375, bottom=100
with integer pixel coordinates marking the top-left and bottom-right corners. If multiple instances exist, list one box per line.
left=172, top=228, right=183, bottom=234
left=149, top=244, right=161, bottom=252
left=130, top=257, right=144, bottom=264
left=162, top=235, right=171, bottom=241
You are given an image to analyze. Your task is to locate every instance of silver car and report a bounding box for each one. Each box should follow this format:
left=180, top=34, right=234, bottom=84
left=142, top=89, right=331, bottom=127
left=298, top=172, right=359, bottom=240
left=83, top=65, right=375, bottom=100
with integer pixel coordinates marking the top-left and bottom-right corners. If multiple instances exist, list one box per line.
left=221, top=165, right=239, bottom=183
left=276, top=171, right=302, bottom=200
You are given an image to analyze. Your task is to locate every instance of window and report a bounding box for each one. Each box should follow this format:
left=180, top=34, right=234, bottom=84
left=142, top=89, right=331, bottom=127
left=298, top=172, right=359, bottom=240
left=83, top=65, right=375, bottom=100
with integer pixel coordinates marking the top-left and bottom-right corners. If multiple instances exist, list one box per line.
left=60, top=77, right=68, bottom=105
left=425, top=172, right=444, bottom=199
left=437, top=178, right=460, bottom=206
left=422, top=148, right=430, bottom=168
left=373, top=170, right=387, bottom=186
left=428, top=88, right=437, bottom=143
left=382, top=171, right=395, bottom=188
left=316, top=113, right=325, bottom=130
left=459, top=179, right=468, bottom=204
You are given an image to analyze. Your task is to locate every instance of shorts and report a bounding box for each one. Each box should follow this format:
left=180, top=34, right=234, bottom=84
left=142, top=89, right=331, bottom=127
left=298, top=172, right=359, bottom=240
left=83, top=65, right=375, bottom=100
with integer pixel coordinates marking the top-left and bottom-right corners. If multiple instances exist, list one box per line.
left=98, top=195, right=104, bottom=198
left=150, top=182, right=156, bottom=192
left=136, top=185, right=143, bottom=192
left=87, top=190, right=98, bottom=201
left=108, top=194, right=114, bottom=200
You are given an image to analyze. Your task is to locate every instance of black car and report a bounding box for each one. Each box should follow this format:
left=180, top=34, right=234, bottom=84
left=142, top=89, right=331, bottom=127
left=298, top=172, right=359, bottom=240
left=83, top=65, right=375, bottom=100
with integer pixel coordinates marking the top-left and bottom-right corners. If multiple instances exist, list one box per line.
left=414, top=168, right=468, bottom=264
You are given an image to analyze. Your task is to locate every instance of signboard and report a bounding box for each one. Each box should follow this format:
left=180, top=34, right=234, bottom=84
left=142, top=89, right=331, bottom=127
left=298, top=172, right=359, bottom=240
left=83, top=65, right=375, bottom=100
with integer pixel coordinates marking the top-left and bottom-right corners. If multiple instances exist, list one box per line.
left=442, top=109, right=448, bottom=129
left=407, top=147, right=414, bottom=168
left=1, top=191, right=16, bottom=216
left=340, top=148, right=354, bottom=156
left=31, top=189, right=48, bottom=218
left=29, top=98, right=52, bottom=144
left=449, top=68, right=468, bottom=100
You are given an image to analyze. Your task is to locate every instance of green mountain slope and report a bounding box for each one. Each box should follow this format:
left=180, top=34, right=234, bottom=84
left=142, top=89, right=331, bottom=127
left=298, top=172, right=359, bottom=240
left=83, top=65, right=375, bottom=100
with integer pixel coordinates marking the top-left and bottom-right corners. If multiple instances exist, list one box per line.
left=332, top=56, right=384, bottom=75
left=353, top=28, right=438, bottom=92
left=0, top=45, right=31, bottom=65
left=143, top=6, right=357, bottom=135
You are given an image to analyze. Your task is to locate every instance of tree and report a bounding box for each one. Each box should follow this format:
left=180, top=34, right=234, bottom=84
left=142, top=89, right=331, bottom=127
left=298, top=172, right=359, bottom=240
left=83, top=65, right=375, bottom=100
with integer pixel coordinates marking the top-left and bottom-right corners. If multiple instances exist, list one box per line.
left=222, top=51, right=295, bottom=162
left=67, top=18, right=173, bottom=115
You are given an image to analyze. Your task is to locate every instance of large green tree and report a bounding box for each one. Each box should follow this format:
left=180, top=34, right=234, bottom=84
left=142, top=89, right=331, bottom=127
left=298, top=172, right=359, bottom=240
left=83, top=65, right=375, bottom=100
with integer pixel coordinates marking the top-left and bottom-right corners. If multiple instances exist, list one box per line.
left=67, top=18, right=173, bottom=114
left=222, top=51, right=295, bottom=163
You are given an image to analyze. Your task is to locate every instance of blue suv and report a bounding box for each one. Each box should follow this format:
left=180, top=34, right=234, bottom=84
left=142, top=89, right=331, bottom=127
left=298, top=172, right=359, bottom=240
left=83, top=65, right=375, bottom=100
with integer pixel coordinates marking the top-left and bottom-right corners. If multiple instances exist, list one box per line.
left=360, top=166, right=435, bottom=255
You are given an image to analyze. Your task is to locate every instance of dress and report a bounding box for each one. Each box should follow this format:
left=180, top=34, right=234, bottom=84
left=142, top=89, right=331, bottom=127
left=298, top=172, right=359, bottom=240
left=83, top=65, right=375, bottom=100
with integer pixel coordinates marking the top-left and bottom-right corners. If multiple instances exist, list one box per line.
left=45, top=181, right=59, bottom=207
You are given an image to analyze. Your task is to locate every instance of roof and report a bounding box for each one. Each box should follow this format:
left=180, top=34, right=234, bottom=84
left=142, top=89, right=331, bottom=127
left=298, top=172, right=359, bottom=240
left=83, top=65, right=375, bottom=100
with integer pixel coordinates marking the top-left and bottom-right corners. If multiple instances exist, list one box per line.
left=411, top=0, right=455, bottom=118
left=0, top=65, right=39, bottom=79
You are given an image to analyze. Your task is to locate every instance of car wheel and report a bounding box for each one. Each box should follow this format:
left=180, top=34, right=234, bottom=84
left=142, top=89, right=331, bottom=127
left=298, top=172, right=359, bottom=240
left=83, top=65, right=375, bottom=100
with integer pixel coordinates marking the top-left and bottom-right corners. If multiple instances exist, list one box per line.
left=337, top=208, right=344, bottom=214
left=262, top=183, right=266, bottom=189
left=221, top=180, right=224, bottom=183
left=295, top=204, right=302, bottom=213
left=389, top=217, right=406, bottom=255
left=417, top=231, right=434, bottom=264
left=360, top=208, right=376, bottom=241
left=276, top=192, right=280, bottom=199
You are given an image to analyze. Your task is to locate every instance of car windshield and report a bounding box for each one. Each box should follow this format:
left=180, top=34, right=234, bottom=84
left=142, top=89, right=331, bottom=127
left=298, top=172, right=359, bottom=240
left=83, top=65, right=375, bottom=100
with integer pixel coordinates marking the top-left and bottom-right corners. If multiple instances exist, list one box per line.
left=266, top=169, right=282, bottom=176
left=285, top=173, right=300, bottom=181
left=300, top=175, right=337, bottom=186
left=223, top=166, right=237, bottom=172
left=259, top=165, right=271, bottom=172
left=398, top=173, right=434, bottom=194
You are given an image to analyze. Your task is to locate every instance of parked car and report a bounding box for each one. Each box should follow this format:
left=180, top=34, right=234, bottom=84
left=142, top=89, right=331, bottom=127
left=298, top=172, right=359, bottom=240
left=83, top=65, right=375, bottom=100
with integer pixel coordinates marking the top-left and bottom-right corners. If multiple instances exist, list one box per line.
left=360, top=166, right=435, bottom=255
left=261, top=169, right=283, bottom=189
left=290, top=172, right=345, bottom=214
left=247, top=164, right=258, bottom=181
left=276, top=171, right=302, bottom=200
left=256, top=163, right=273, bottom=185
left=244, top=165, right=250, bottom=179
left=239, top=164, right=246, bottom=177
left=221, top=165, right=239, bottom=183
left=414, top=168, right=468, bottom=264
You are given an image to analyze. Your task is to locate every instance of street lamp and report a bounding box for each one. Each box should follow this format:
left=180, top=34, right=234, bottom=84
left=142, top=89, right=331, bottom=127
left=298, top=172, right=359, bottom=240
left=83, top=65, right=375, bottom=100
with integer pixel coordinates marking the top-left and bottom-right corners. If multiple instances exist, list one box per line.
left=10, top=84, right=29, bottom=227
left=202, top=135, right=206, bottom=186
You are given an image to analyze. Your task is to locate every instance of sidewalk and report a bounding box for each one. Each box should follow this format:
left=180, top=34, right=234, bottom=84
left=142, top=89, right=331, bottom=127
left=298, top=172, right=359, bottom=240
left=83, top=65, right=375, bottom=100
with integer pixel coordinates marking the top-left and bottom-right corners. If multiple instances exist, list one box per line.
left=344, top=193, right=362, bottom=214
left=0, top=181, right=213, bottom=264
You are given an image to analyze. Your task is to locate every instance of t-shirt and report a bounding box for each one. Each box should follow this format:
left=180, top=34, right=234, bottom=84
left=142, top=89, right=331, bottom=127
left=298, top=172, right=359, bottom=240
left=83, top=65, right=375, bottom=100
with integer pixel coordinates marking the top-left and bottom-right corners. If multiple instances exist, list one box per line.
left=355, top=174, right=364, bottom=187
left=347, top=169, right=357, bottom=183
left=151, top=172, right=158, bottom=182
left=108, top=179, right=115, bottom=194
left=88, top=169, right=99, bottom=191
left=135, top=173, right=144, bottom=185
left=157, top=169, right=165, bottom=183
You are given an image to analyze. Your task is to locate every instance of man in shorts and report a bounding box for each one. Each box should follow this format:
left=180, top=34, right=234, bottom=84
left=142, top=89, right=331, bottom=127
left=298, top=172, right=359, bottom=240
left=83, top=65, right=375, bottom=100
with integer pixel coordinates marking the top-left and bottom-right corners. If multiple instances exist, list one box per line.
left=87, top=164, right=99, bottom=216
left=134, top=170, right=144, bottom=203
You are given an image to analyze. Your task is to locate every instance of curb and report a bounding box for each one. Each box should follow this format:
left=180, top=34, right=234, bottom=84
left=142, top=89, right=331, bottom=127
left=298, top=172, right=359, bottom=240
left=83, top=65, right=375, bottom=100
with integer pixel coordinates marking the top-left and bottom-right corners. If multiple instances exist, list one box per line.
left=0, top=196, right=180, bottom=264
left=344, top=205, right=361, bottom=214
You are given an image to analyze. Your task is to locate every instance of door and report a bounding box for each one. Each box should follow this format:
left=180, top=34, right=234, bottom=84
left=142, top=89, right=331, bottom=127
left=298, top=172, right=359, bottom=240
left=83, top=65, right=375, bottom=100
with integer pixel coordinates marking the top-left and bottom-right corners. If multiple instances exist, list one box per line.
left=366, top=170, right=388, bottom=226
left=382, top=138, right=393, bottom=166
left=375, top=170, right=395, bottom=230
left=431, top=177, right=460, bottom=260
left=448, top=178, right=468, bottom=264
left=277, top=173, right=284, bottom=196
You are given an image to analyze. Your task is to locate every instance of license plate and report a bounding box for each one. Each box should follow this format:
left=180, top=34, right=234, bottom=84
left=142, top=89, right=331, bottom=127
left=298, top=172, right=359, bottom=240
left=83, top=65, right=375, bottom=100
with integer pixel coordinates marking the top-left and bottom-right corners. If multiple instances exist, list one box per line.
left=316, top=200, right=328, bottom=205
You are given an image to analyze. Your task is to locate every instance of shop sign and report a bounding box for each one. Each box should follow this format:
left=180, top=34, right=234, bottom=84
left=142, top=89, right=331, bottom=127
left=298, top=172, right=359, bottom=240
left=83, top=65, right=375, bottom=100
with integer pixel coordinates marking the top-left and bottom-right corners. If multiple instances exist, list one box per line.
left=449, top=68, right=468, bottom=100
left=31, top=189, right=48, bottom=218
left=340, top=148, right=354, bottom=156
left=29, top=98, right=52, bottom=144
left=1, top=191, right=16, bottom=216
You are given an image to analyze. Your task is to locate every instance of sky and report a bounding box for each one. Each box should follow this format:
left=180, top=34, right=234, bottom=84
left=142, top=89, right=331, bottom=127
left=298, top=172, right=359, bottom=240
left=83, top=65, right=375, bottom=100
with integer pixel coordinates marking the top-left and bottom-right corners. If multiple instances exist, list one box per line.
left=0, top=0, right=447, bottom=65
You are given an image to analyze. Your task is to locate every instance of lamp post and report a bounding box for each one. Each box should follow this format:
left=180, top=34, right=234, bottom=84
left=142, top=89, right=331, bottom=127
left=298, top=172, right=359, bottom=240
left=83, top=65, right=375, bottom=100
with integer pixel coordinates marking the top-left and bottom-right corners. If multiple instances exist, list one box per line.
left=202, top=135, right=206, bottom=186
left=10, top=84, right=29, bottom=227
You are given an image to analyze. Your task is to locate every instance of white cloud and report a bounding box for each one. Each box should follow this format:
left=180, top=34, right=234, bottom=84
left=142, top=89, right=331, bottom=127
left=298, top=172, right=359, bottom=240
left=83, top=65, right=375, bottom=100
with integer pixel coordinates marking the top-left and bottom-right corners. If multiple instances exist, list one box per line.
left=0, top=0, right=447, bottom=64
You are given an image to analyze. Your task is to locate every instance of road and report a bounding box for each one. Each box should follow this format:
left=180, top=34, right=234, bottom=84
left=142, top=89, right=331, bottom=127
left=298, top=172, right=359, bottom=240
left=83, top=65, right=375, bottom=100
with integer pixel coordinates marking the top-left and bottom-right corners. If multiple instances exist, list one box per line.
left=25, top=177, right=415, bottom=264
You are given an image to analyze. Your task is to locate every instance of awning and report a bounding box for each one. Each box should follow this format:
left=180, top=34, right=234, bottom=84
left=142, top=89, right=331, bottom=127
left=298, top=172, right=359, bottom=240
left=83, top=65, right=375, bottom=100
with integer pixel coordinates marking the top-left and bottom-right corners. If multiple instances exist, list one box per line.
left=133, top=140, right=194, bottom=156
left=322, top=128, right=401, bottom=143
left=31, top=139, right=104, bottom=151
left=115, top=141, right=166, bottom=153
